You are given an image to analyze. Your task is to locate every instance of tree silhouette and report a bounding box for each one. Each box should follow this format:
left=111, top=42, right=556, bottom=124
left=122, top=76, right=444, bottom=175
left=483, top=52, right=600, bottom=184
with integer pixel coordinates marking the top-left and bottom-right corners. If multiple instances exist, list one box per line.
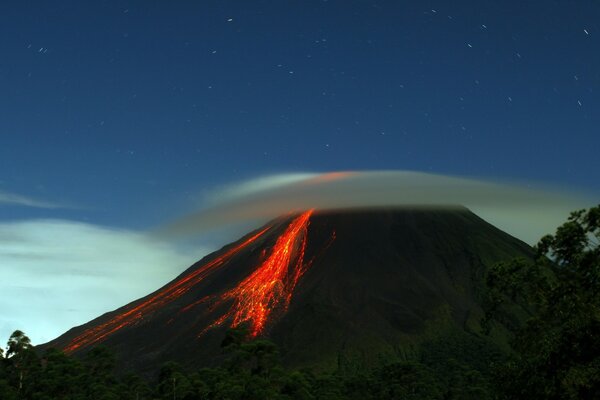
left=5, top=330, right=32, bottom=359
left=486, top=205, right=600, bottom=399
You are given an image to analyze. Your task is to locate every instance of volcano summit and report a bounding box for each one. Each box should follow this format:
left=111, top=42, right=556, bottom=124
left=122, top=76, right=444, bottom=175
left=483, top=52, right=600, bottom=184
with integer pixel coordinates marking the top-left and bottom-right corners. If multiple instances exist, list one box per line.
left=45, top=207, right=532, bottom=374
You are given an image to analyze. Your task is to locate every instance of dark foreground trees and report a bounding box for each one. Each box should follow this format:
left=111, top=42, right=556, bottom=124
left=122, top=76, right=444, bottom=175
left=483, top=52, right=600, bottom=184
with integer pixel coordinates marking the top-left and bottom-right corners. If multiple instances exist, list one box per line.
left=0, top=328, right=487, bottom=399
left=485, top=205, right=600, bottom=399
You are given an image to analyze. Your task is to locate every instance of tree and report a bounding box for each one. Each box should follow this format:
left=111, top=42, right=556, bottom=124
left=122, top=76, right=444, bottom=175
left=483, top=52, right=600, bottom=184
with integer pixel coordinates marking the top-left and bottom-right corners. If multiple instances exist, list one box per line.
left=119, top=373, right=152, bottom=400
left=373, top=362, right=443, bottom=400
left=0, top=345, right=16, bottom=400
left=81, top=346, right=120, bottom=399
left=4, top=330, right=38, bottom=396
left=5, top=330, right=32, bottom=358
left=0, top=380, right=17, bottom=400
left=157, top=362, right=194, bottom=400
left=219, top=327, right=287, bottom=399
left=35, top=348, right=84, bottom=399
left=485, top=205, right=600, bottom=399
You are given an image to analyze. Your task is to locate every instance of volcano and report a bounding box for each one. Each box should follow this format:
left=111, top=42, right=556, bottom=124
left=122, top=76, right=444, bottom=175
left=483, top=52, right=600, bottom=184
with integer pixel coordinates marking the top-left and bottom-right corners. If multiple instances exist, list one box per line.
left=45, top=207, right=533, bottom=374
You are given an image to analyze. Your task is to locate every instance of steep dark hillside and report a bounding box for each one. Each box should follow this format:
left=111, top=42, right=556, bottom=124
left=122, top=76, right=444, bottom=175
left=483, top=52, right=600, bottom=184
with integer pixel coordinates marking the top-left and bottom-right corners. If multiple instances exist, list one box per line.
left=43, top=207, right=533, bottom=374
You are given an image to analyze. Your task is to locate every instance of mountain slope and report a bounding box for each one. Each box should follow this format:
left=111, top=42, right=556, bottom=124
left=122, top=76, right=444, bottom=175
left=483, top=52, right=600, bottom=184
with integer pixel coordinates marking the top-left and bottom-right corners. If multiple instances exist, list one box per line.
left=44, top=207, right=533, bottom=374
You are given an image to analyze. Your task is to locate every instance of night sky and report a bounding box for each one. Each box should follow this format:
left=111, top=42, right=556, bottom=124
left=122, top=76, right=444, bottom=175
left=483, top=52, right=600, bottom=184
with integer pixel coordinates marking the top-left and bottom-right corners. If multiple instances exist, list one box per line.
left=1, top=1, right=599, bottom=343
left=2, top=0, right=599, bottom=227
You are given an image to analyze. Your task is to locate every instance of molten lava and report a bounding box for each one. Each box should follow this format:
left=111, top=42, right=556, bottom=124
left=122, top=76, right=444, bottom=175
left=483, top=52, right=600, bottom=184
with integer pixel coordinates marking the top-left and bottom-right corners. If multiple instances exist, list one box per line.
left=63, top=210, right=317, bottom=353
left=63, top=228, right=268, bottom=353
left=206, top=210, right=314, bottom=337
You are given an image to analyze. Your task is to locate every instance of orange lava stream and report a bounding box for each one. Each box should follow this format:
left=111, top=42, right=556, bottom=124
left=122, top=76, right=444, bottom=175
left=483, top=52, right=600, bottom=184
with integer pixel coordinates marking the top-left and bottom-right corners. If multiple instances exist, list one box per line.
left=63, top=228, right=268, bottom=353
left=206, top=210, right=313, bottom=337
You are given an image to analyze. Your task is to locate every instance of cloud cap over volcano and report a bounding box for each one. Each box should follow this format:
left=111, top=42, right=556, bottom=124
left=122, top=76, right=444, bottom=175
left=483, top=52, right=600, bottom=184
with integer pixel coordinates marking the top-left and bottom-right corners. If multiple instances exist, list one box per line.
left=162, top=170, right=589, bottom=244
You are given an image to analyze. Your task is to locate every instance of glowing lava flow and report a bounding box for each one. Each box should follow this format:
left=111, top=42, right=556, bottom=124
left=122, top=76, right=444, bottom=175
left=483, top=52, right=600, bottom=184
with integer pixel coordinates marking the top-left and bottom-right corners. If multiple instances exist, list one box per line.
left=206, top=210, right=314, bottom=337
left=63, top=228, right=268, bottom=353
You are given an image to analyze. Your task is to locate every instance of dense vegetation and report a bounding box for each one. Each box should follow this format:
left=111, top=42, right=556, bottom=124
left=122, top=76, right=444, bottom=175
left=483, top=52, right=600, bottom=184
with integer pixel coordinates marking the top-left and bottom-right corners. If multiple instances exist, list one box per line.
left=0, top=327, right=495, bottom=400
left=1, top=205, right=597, bottom=399
left=484, top=205, right=599, bottom=399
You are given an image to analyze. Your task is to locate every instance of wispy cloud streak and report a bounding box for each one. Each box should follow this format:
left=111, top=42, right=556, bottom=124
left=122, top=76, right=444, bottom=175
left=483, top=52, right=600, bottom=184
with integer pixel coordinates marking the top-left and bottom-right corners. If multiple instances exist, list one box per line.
left=0, top=191, right=62, bottom=209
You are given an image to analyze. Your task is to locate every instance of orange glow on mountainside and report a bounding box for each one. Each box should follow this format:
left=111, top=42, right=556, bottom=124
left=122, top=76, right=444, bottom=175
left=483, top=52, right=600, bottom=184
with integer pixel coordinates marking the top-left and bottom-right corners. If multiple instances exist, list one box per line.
left=304, top=171, right=355, bottom=184
left=63, top=210, right=318, bottom=353
left=206, top=210, right=314, bottom=337
left=63, top=228, right=268, bottom=353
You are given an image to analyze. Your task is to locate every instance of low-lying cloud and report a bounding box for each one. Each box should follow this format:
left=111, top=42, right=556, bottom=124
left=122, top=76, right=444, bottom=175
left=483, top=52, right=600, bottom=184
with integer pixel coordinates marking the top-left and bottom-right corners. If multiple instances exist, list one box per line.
left=0, top=220, right=201, bottom=345
left=163, top=170, right=590, bottom=245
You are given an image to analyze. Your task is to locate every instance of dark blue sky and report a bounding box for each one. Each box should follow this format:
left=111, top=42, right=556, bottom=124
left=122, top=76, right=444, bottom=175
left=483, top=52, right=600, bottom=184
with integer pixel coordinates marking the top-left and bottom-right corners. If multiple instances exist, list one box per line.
left=1, top=1, right=598, bottom=229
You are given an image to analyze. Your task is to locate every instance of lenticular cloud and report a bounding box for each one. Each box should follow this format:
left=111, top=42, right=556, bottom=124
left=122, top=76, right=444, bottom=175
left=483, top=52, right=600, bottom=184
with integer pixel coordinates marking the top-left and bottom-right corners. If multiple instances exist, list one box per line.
left=162, top=170, right=587, bottom=244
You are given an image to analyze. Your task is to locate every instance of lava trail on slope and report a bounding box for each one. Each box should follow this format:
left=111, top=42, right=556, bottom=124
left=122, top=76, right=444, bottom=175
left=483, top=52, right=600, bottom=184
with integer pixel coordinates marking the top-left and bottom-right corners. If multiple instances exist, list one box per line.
left=63, top=227, right=269, bottom=353
left=204, top=209, right=314, bottom=337
left=63, top=210, right=316, bottom=353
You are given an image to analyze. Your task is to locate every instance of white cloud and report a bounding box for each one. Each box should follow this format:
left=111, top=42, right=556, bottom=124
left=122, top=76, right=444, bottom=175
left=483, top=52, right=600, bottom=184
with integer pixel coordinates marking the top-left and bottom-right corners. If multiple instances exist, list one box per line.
left=0, top=220, right=202, bottom=345
left=204, top=173, right=317, bottom=203
left=0, top=191, right=62, bottom=208
left=163, top=170, right=590, bottom=245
